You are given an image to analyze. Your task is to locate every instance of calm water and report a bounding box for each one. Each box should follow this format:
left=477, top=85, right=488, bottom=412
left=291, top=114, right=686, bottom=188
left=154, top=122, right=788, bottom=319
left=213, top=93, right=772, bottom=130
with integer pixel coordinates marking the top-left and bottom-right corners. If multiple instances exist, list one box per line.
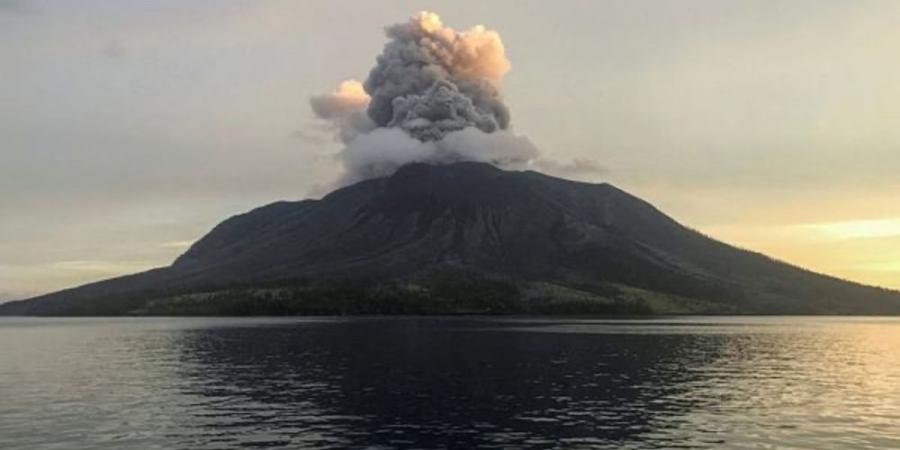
left=1, top=317, right=899, bottom=449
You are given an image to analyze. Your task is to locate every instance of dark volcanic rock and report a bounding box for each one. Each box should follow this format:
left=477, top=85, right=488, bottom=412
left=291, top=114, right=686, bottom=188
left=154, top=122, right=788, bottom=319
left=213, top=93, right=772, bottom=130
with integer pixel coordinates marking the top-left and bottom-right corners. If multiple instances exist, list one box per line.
left=4, top=162, right=900, bottom=315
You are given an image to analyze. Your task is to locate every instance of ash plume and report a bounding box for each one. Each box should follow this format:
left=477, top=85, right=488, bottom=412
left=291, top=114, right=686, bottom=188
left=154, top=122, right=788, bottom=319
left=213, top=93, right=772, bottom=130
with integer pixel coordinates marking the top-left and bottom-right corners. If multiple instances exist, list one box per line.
left=310, top=11, right=595, bottom=185
left=365, top=11, right=510, bottom=140
left=310, top=80, right=374, bottom=144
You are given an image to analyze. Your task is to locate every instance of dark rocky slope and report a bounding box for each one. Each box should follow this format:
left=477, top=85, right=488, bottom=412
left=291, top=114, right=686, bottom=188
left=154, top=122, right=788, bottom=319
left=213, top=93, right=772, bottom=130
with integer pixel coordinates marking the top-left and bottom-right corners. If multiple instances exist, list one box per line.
left=4, top=162, right=899, bottom=315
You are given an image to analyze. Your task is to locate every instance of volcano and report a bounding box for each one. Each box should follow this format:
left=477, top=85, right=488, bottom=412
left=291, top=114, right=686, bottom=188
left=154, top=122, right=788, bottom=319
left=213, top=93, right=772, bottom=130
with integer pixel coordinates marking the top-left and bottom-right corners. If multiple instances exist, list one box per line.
left=4, top=162, right=900, bottom=315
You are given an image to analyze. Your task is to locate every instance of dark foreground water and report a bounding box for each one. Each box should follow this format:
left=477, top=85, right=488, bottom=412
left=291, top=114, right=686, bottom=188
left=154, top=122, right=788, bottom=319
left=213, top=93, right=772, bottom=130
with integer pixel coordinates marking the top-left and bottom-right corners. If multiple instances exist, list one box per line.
left=1, top=317, right=899, bottom=449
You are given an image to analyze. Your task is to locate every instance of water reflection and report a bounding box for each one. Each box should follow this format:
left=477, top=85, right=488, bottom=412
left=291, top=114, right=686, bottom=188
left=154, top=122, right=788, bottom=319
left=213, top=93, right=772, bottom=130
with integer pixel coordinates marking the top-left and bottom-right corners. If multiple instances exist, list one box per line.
left=172, top=319, right=732, bottom=449
left=1, top=317, right=899, bottom=449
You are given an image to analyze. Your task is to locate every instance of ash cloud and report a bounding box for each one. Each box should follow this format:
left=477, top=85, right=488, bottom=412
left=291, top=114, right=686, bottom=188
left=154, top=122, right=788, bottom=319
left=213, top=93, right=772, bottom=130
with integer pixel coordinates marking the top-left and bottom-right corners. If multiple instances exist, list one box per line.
left=309, top=80, right=374, bottom=144
left=365, top=11, right=510, bottom=140
left=310, top=11, right=595, bottom=185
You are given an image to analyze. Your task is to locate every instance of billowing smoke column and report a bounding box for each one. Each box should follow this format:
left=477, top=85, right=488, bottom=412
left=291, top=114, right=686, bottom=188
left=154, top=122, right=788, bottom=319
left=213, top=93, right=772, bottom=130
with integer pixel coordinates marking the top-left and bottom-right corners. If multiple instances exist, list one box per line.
left=366, top=12, right=510, bottom=140
left=311, top=12, right=539, bottom=184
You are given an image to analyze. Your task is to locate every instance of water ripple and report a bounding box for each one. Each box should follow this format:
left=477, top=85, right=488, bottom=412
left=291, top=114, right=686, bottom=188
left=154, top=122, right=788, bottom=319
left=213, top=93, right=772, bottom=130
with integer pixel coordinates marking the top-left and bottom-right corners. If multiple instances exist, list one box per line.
left=1, top=317, right=899, bottom=449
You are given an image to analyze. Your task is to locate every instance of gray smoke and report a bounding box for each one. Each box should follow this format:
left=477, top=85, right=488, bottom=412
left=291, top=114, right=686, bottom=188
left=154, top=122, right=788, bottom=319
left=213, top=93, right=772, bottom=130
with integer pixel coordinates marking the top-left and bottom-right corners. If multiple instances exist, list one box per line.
left=365, top=12, right=511, bottom=140
left=309, top=11, right=600, bottom=186
left=387, top=79, right=503, bottom=141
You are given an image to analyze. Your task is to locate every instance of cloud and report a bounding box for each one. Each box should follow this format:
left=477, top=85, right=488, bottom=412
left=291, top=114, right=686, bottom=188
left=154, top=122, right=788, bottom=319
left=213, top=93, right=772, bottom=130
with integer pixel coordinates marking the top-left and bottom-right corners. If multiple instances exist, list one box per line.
left=309, top=11, right=565, bottom=187
left=0, top=0, right=34, bottom=14
left=334, top=125, right=540, bottom=186
left=309, top=80, right=375, bottom=144
left=101, top=41, right=126, bottom=59
left=798, top=218, right=900, bottom=241
left=530, top=158, right=607, bottom=179
left=49, top=260, right=153, bottom=273
left=364, top=11, right=511, bottom=138
left=161, top=240, right=194, bottom=249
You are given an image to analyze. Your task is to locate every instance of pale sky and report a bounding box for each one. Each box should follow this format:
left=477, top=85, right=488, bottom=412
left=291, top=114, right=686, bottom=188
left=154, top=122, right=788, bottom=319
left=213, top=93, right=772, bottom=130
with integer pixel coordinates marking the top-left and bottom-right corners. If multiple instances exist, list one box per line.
left=2, top=0, right=899, bottom=299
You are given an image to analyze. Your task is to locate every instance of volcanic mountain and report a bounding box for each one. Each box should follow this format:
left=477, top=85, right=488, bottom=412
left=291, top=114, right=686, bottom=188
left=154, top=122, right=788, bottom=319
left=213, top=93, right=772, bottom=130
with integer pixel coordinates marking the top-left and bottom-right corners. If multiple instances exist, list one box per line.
left=4, top=162, right=900, bottom=315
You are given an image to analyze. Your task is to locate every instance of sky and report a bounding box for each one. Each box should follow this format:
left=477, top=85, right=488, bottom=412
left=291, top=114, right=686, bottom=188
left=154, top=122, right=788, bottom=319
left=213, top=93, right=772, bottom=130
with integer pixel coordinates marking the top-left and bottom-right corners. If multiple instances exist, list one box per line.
left=1, top=0, right=899, bottom=299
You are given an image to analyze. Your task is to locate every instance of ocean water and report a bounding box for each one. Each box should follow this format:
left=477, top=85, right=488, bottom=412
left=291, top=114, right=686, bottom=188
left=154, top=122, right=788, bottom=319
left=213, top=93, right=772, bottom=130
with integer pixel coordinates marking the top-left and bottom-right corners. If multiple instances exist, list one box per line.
left=1, top=316, right=898, bottom=449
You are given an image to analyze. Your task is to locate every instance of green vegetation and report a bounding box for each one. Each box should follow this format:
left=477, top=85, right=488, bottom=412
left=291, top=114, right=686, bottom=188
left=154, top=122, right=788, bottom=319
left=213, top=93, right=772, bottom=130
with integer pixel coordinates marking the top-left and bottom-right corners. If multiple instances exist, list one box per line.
left=520, top=281, right=735, bottom=315
left=131, top=276, right=580, bottom=316
left=119, top=272, right=735, bottom=317
left=0, top=267, right=829, bottom=317
left=1, top=267, right=750, bottom=317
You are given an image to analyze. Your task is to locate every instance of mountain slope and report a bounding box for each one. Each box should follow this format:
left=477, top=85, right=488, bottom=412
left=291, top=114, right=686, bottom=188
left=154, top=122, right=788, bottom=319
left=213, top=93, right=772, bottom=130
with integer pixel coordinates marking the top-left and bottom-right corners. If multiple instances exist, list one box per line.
left=4, top=162, right=900, bottom=315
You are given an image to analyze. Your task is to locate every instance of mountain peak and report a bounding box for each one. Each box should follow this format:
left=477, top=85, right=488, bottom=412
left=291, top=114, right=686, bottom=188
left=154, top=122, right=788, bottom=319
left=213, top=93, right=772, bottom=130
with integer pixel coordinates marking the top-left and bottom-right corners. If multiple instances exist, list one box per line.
left=4, top=164, right=900, bottom=316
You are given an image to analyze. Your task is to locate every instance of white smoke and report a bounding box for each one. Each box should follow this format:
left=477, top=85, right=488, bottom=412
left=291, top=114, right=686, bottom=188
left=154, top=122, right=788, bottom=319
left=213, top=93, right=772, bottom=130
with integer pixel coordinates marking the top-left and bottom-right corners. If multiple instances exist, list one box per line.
left=309, top=80, right=374, bottom=144
left=337, top=126, right=540, bottom=185
left=310, top=11, right=598, bottom=185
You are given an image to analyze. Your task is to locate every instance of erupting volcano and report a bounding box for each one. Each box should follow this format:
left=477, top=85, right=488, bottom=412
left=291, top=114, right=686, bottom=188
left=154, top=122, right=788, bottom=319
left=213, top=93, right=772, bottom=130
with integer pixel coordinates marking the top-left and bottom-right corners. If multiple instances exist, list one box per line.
left=3, top=12, right=900, bottom=316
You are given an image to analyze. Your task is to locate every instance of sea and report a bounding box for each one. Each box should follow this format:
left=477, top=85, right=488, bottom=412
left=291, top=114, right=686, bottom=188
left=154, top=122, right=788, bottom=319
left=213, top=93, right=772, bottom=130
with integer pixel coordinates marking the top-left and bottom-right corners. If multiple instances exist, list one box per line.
left=1, top=316, right=898, bottom=449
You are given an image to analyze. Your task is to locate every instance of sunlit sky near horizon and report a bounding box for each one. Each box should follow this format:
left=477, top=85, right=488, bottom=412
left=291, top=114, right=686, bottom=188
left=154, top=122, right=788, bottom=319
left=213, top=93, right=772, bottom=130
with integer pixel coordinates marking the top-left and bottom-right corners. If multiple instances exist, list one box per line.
left=2, top=0, right=899, bottom=299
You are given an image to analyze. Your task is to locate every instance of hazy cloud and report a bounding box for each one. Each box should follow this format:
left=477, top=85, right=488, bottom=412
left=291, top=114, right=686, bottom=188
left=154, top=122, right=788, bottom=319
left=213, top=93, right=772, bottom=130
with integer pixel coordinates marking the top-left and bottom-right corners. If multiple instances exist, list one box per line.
left=531, top=158, right=607, bottom=180
left=100, top=41, right=126, bottom=59
left=0, top=0, right=35, bottom=14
